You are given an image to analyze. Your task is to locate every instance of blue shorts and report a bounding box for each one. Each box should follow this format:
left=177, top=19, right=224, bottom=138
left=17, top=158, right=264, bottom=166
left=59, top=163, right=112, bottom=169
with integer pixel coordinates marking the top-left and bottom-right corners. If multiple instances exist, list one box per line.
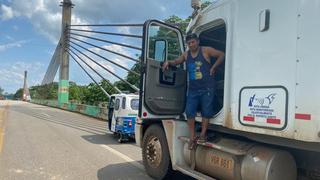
left=186, top=88, right=215, bottom=119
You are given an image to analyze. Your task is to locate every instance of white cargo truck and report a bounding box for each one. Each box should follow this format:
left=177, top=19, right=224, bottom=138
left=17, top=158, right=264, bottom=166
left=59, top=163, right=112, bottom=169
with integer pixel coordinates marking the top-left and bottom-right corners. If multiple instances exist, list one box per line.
left=135, top=0, right=320, bottom=179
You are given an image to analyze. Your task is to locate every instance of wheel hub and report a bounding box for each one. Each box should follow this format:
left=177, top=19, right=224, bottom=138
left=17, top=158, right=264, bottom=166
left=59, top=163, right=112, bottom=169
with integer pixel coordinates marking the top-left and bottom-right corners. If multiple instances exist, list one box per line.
left=146, top=136, right=162, bottom=168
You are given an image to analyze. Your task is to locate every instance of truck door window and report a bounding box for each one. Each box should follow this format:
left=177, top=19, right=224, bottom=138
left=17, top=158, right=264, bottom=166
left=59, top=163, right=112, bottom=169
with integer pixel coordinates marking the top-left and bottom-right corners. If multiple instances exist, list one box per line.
left=148, top=23, right=183, bottom=63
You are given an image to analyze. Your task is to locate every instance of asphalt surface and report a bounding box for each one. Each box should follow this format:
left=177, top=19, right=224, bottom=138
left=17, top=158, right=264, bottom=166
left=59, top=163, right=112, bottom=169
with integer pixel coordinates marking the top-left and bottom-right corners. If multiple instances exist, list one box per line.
left=0, top=101, right=194, bottom=180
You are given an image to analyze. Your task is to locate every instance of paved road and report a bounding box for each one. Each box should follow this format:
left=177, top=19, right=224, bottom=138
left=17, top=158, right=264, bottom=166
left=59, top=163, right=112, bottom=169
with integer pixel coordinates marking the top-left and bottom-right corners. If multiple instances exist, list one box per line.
left=0, top=100, right=150, bottom=180
left=0, top=101, right=193, bottom=180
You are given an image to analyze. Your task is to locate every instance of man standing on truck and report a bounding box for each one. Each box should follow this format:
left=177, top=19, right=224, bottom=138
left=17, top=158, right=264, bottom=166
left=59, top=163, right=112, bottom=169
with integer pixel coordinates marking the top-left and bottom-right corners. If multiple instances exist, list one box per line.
left=162, top=33, right=225, bottom=149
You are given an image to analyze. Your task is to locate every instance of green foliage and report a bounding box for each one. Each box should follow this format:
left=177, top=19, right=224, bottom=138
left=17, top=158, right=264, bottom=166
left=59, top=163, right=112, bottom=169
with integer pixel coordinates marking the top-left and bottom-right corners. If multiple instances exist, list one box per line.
left=162, top=1, right=212, bottom=34
left=69, top=81, right=86, bottom=102
left=201, top=1, right=212, bottom=9
left=13, top=88, right=23, bottom=100
left=81, top=80, right=117, bottom=105
left=164, top=15, right=190, bottom=35
left=113, top=61, right=141, bottom=93
left=30, top=82, right=58, bottom=100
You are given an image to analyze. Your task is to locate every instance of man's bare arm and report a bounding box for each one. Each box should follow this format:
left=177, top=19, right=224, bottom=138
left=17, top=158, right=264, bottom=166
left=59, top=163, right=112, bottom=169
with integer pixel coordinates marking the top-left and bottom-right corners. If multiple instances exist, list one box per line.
left=205, top=47, right=225, bottom=75
left=162, top=52, right=187, bottom=71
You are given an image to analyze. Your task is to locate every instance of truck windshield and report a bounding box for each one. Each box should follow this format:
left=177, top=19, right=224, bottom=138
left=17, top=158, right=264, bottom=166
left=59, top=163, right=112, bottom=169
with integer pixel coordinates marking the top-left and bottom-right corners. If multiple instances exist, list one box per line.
left=130, top=99, right=139, bottom=110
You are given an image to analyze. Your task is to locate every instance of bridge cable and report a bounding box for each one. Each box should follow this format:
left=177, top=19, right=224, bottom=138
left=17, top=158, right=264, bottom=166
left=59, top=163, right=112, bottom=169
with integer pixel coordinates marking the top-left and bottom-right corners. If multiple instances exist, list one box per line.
left=69, top=32, right=142, bottom=51
left=67, top=45, right=139, bottom=92
left=69, top=23, right=144, bottom=27
left=68, top=40, right=140, bottom=76
left=66, top=47, right=122, bottom=93
left=69, top=28, right=142, bottom=39
left=68, top=51, right=111, bottom=98
left=69, top=36, right=139, bottom=63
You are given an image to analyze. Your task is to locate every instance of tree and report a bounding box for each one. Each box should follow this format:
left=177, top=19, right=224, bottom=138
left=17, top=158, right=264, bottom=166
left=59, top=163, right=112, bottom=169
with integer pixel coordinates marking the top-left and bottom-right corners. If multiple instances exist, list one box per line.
left=163, top=1, right=212, bottom=34
left=82, top=80, right=116, bottom=105
left=13, top=88, right=23, bottom=100
left=164, top=15, right=190, bottom=34
left=113, top=61, right=141, bottom=93
left=30, top=82, right=58, bottom=100
left=69, top=81, right=84, bottom=102
left=201, top=1, right=212, bottom=10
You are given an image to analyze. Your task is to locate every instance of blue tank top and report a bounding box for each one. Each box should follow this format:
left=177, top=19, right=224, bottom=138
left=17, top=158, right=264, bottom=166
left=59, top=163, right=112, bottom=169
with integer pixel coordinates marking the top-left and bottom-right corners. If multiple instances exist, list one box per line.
left=186, top=47, right=216, bottom=91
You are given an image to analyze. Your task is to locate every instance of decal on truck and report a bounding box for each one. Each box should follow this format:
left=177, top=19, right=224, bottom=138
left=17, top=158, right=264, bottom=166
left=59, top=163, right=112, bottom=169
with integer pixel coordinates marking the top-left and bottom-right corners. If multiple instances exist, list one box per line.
left=239, top=86, right=288, bottom=130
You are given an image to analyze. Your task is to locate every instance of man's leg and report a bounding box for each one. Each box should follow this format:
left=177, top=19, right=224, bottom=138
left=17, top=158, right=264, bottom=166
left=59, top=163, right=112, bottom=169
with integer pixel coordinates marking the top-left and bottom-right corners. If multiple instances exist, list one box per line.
left=199, top=88, right=215, bottom=142
left=186, top=90, right=199, bottom=149
left=187, top=118, right=196, bottom=141
left=200, top=118, right=209, bottom=138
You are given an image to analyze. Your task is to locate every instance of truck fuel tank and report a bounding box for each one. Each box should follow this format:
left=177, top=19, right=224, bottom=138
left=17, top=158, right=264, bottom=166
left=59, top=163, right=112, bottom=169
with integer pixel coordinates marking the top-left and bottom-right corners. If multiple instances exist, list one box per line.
left=182, top=138, right=297, bottom=180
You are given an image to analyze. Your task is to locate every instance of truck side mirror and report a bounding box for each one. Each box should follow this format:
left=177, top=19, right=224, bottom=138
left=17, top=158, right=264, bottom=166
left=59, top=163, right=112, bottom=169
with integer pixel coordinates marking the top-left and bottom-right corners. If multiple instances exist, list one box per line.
left=154, top=40, right=167, bottom=62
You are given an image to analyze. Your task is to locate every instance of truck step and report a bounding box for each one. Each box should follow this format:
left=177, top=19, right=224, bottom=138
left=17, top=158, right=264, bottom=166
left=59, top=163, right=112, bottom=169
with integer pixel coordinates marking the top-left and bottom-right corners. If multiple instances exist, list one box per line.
left=175, top=164, right=216, bottom=180
left=178, top=136, right=253, bottom=155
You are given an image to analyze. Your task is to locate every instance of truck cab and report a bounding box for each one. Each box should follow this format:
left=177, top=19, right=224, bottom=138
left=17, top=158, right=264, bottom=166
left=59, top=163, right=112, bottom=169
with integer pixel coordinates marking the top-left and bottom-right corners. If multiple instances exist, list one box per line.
left=107, top=93, right=139, bottom=142
left=136, top=0, right=320, bottom=179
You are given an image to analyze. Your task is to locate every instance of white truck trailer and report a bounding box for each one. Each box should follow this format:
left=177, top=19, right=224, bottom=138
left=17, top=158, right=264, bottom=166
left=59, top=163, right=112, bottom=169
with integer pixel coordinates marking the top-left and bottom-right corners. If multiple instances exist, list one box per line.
left=135, top=0, right=320, bottom=179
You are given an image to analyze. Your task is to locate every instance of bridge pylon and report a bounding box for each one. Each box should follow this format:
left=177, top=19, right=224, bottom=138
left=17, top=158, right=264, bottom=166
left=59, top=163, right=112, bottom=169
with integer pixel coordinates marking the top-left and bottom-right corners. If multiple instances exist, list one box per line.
left=58, top=0, right=73, bottom=106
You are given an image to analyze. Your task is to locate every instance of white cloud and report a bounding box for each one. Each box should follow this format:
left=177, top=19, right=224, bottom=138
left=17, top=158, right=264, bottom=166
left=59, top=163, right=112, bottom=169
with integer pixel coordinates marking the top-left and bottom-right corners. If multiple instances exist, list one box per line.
left=0, top=0, right=192, bottom=44
left=5, top=35, right=14, bottom=41
left=0, top=4, right=14, bottom=20
left=0, top=61, right=45, bottom=93
left=0, top=0, right=193, bottom=91
left=0, top=0, right=88, bottom=44
left=0, top=40, right=28, bottom=52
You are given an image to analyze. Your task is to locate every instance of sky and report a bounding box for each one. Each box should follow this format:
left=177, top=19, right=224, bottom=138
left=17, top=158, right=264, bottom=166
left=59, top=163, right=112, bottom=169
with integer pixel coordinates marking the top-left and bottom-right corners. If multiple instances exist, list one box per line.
left=0, top=0, right=200, bottom=94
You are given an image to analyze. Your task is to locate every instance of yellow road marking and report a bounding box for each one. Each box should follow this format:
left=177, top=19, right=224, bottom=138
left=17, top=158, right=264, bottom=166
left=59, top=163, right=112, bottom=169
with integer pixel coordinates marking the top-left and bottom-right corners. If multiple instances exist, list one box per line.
left=0, top=101, right=9, bottom=154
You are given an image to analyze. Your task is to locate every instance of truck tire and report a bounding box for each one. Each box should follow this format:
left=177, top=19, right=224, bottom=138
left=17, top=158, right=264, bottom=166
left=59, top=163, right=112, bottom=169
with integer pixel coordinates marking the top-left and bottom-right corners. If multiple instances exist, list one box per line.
left=142, top=124, right=173, bottom=179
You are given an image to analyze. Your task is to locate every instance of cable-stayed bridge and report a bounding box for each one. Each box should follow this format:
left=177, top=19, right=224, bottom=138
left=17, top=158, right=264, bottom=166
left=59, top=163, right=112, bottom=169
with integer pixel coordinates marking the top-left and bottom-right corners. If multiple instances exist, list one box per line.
left=41, top=0, right=142, bottom=105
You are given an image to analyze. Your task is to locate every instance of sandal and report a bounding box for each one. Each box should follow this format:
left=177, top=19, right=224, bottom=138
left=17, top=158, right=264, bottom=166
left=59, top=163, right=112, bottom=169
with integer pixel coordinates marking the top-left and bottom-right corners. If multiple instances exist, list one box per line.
left=197, top=135, right=207, bottom=144
left=188, top=136, right=199, bottom=150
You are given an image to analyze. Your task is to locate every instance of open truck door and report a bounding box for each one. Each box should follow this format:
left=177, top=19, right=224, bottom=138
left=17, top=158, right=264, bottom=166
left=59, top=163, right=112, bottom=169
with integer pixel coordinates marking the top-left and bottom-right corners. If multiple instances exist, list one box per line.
left=140, top=20, right=186, bottom=119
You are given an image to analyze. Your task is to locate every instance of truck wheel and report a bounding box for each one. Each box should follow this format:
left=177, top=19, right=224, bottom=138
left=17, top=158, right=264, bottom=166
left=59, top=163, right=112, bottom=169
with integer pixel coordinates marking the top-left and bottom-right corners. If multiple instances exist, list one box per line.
left=142, top=124, right=173, bottom=179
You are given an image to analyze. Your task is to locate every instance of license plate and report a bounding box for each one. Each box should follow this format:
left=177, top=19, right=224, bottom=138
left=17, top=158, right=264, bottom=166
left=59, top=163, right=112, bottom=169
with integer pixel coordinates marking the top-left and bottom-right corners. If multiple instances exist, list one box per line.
left=208, top=153, right=234, bottom=170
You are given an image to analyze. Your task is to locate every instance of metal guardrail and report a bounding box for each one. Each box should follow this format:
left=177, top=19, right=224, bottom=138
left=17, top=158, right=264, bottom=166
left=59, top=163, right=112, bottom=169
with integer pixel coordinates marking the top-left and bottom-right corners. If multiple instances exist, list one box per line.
left=30, top=99, right=108, bottom=120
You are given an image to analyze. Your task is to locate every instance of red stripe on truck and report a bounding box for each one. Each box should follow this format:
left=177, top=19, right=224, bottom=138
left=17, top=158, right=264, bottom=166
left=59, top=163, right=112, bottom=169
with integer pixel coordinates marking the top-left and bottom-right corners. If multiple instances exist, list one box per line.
left=243, top=116, right=255, bottom=121
left=295, top=113, right=311, bottom=120
left=267, top=118, right=281, bottom=124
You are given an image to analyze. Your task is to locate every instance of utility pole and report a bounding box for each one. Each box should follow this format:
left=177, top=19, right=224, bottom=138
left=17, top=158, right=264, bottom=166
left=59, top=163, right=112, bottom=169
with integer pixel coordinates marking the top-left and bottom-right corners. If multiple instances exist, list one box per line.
left=58, top=0, right=73, bottom=106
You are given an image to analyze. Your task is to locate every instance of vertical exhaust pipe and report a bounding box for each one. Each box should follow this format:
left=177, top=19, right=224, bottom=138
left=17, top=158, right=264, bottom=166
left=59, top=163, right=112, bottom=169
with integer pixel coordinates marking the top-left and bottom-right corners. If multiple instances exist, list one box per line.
left=191, top=0, right=201, bottom=18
